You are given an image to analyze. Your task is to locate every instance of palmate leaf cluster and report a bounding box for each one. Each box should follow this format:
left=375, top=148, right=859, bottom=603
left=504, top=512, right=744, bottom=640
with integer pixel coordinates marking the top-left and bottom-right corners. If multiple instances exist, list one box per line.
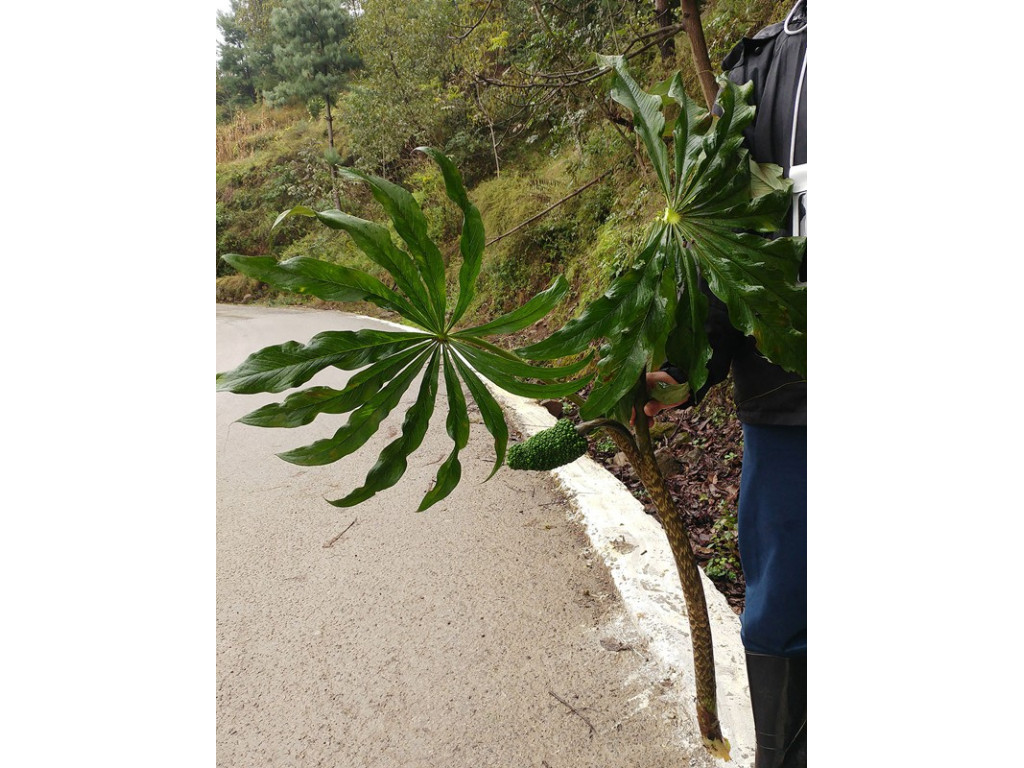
left=518, top=57, right=806, bottom=421
left=217, top=59, right=808, bottom=511
left=217, top=148, right=592, bottom=511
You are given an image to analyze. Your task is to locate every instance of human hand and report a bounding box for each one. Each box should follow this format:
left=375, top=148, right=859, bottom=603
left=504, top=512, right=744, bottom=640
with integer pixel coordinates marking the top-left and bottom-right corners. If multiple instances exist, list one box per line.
left=630, top=371, right=690, bottom=427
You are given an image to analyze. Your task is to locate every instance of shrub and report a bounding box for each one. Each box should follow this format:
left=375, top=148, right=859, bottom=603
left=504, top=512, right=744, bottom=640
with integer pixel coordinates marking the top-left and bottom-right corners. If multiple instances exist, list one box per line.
left=216, top=274, right=267, bottom=304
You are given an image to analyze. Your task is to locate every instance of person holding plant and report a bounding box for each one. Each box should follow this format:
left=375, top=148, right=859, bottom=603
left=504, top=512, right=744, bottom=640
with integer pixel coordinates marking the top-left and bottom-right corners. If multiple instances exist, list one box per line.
left=643, top=3, right=807, bottom=766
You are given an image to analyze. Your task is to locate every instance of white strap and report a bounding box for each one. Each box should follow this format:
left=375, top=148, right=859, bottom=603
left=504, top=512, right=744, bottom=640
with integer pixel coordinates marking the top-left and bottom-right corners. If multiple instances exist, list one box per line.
left=784, top=0, right=807, bottom=36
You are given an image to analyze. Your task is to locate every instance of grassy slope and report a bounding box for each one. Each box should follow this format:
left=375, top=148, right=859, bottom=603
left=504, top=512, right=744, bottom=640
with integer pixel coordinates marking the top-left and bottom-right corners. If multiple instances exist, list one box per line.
left=215, top=0, right=791, bottom=322
left=216, top=105, right=663, bottom=327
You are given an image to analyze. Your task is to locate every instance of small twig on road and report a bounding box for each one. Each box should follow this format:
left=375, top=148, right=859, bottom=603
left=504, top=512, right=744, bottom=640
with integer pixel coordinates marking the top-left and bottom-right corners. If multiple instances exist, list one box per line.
left=549, top=690, right=596, bottom=738
left=322, top=519, right=357, bottom=549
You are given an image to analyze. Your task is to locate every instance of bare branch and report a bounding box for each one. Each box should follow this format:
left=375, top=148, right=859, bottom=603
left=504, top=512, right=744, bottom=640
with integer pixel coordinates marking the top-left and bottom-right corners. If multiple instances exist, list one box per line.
left=627, top=19, right=685, bottom=46
left=484, top=165, right=620, bottom=247
left=450, top=0, right=497, bottom=42
left=540, top=0, right=574, bottom=16
left=472, top=24, right=685, bottom=91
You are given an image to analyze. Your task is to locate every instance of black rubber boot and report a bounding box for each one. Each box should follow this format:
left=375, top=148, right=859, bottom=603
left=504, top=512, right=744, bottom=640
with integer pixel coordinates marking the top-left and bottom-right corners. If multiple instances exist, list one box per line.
left=745, top=652, right=807, bottom=768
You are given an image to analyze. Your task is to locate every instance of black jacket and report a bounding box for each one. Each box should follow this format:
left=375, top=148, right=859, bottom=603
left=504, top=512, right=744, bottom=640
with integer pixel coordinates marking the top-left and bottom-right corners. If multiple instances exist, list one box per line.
left=664, top=4, right=807, bottom=426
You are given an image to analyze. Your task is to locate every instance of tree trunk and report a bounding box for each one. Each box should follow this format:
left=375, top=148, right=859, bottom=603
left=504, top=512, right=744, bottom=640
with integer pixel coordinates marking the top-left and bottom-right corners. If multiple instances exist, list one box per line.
left=324, top=99, right=342, bottom=210
left=654, top=0, right=676, bottom=59
left=473, top=82, right=501, bottom=177
left=679, top=0, right=718, bottom=110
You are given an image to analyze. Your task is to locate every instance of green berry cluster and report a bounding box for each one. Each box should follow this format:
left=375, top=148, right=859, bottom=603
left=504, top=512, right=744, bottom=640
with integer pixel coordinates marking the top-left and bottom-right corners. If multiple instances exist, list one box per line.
left=507, top=419, right=589, bottom=471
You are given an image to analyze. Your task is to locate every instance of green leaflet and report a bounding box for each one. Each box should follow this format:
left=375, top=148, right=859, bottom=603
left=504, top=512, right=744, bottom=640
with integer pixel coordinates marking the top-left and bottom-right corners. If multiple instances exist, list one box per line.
left=222, top=253, right=433, bottom=329
left=677, top=78, right=756, bottom=206
left=651, top=258, right=680, bottom=377
left=699, top=185, right=793, bottom=233
left=453, top=342, right=594, bottom=400
left=215, top=329, right=433, bottom=395
left=693, top=229, right=806, bottom=374
left=600, top=55, right=671, bottom=198
left=415, top=147, right=485, bottom=331
left=750, top=158, right=789, bottom=197
left=328, top=349, right=441, bottom=507
left=668, top=73, right=711, bottom=204
left=276, top=345, right=435, bottom=466
left=454, top=335, right=592, bottom=379
left=517, top=234, right=663, bottom=361
left=651, top=380, right=692, bottom=405
left=416, top=348, right=471, bottom=511
left=685, top=147, right=756, bottom=215
left=580, top=250, right=672, bottom=420
left=337, top=166, right=448, bottom=326
left=238, top=343, right=432, bottom=428
left=687, top=228, right=806, bottom=326
left=665, top=231, right=712, bottom=395
left=417, top=444, right=464, bottom=512
left=440, top=349, right=471, bottom=449
left=449, top=351, right=508, bottom=480
left=274, top=205, right=436, bottom=327
left=453, top=275, right=568, bottom=339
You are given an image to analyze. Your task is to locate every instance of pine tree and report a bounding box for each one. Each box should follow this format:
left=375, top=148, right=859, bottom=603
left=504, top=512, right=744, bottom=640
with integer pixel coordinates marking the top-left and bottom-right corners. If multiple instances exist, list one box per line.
left=265, top=0, right=361, bottom=209
left=216, top=1, right=259, bottom=111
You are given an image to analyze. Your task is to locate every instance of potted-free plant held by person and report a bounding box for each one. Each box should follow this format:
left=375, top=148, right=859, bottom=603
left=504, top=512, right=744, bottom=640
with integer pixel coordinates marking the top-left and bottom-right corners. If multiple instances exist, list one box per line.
left=217, top=61, right=804, bottom=758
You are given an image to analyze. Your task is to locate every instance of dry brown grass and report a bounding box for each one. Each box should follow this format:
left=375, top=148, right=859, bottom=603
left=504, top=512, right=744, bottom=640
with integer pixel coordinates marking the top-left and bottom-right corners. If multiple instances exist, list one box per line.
left=215, top=274, right=267, bottom=304
left=216, top=104, right=308, bottom=164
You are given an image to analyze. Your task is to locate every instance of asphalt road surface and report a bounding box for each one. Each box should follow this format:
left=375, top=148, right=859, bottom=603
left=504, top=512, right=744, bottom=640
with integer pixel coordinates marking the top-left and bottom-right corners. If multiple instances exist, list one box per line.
left=216, top=304, right=721, bottom=768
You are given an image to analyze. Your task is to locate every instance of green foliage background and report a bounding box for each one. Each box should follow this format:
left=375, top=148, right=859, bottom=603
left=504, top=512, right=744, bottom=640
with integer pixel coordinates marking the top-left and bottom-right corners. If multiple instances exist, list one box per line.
left=216, top=0, right=793, bottom=327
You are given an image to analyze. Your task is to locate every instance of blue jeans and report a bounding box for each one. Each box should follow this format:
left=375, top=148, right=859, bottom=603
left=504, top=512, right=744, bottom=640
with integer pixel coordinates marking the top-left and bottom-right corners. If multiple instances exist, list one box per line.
left=738, top=424, right=807, bottom=657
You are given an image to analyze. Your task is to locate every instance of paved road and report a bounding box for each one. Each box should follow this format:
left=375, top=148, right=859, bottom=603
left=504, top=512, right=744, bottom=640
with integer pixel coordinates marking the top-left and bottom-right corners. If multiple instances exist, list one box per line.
left=216, top=304, right=718, bottom=768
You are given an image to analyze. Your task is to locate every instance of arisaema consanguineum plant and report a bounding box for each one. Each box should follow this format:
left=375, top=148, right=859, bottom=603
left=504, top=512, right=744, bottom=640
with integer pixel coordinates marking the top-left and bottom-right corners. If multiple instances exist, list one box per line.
left=518, top=55, right=805, bottom=420
left=215, top=147, right=593, bottom=512
left=506, top=57, right=806, bottom=758
left=216, top=55, right=806, bottom=760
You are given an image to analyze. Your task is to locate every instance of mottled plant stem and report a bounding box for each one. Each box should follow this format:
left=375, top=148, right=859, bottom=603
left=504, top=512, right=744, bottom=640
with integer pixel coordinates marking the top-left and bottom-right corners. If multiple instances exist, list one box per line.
left=591, top=380, right=728, bottom=757
left=576, top=418, right=635, bottom=447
